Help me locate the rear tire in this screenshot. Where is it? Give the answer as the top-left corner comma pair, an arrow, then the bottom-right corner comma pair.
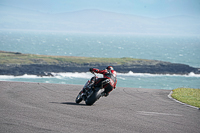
85,88 -> 102,105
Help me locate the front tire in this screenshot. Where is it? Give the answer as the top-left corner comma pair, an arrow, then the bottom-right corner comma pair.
75,91 -> 83,104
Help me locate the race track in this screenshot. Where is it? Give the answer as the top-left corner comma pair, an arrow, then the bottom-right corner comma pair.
0,81 -> 199,133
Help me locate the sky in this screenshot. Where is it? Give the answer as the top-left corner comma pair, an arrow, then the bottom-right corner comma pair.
1,0 -> 200,18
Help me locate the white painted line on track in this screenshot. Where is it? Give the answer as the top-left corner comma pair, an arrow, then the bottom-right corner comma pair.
137,111 -> 182,116
168,91 -> 200,110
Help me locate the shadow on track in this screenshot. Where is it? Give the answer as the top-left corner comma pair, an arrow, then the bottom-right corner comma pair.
50,102 -> 87,106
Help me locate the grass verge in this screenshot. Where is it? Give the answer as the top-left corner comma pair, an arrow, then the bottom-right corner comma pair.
171,88 -> 200,108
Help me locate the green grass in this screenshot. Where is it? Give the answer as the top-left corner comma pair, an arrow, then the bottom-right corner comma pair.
171,88 -> 200,108
0,51 -> 147,65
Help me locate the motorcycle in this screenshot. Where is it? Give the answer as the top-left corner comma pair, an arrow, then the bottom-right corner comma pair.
75,72 -> 110,105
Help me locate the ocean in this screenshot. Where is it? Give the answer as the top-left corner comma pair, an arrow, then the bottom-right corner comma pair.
0,31 -> 200,90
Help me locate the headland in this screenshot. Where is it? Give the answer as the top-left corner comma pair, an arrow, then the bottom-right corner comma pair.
0,51 -> 199,76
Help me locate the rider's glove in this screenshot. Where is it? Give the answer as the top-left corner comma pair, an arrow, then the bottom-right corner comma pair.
89,68 -> 93,72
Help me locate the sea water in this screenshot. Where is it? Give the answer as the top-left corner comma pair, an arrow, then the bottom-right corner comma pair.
0,31 -> 200,90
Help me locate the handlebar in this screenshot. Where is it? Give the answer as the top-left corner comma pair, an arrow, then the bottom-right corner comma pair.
90,71 -> 97,83
91,71 -> 96,76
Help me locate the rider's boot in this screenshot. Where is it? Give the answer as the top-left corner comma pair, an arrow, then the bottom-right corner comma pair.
101,91 -> 109,97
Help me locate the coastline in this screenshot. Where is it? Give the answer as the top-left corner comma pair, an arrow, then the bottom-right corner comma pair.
1,51 -> 200,76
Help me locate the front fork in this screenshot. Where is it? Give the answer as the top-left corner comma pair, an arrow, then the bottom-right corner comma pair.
81,83 -> 94,100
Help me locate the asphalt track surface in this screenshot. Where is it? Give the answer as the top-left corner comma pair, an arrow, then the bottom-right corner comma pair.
0,81 -> 199,133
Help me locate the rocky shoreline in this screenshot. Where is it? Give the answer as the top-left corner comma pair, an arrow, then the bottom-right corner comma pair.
0,51 -> 200,76
0,61 -> 200,76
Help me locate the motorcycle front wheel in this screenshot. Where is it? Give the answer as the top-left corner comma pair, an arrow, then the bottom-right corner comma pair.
75,91 -> 83,104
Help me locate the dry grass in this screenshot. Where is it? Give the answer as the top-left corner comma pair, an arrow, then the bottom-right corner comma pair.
0,51 -> 145,65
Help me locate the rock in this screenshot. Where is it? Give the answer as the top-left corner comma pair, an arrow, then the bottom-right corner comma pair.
0,61 -> 199,76
1,51 -> 199,76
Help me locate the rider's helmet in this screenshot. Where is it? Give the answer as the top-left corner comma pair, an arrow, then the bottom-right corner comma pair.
107,66 -> 114,70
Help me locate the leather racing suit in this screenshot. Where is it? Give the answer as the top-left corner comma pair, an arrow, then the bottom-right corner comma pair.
90,68 -> 117,96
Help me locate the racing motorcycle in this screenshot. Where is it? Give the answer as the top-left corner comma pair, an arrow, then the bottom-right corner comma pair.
75,72 -> 110,105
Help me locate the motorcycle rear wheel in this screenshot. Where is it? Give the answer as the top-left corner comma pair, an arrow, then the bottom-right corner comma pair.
85,87 -> 102,105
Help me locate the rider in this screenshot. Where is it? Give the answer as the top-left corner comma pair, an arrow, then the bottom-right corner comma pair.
89,66 -> 117,97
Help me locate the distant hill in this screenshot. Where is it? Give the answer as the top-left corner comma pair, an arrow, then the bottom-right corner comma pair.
0,5 -> 200,35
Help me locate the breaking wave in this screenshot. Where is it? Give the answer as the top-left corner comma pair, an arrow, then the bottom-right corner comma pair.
0,71 -> 200,80
117,71 -> 200,78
